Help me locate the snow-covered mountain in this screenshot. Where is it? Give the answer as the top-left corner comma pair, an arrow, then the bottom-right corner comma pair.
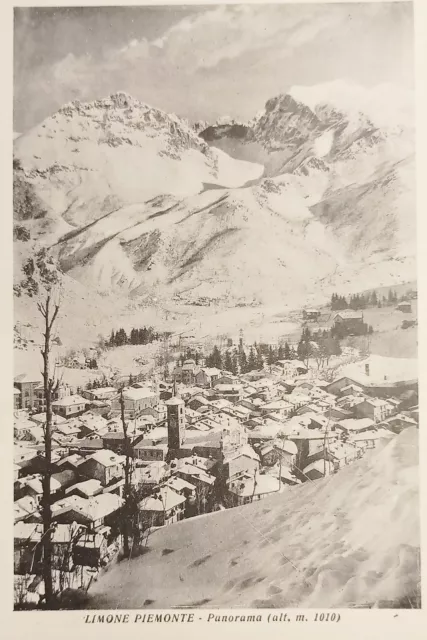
13,83 -> 415,334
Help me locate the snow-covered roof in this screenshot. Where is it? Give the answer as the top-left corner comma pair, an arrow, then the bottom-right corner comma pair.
139,487 -> 186,512
338,418 -> 375,432
52,394 -> 87,407
56,453 -> 85,468
87,449 -> 125,467
24,474 -> 61,495
65,479 -> 103,497
14,373 -> 42,384
340,356 -> 418,386
349,429 -> 394,442
164,396 -> 184,406
262,400 -> 292,411
334,310 -> 364,320
224,444 -> 260,464
51,493 -> 123,521
303,459 -> 332,476
123,387 -> 157,400
275,439 -> 298,455
215,384 -> 243,392
201,367 -> 221,376
165,476 -> 196,492
228,473 -> 280,497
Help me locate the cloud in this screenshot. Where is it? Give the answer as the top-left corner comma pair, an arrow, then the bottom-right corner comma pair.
15,3 -> 414,131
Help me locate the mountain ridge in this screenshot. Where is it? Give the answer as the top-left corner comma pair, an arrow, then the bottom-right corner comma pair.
13,82 -> 416,339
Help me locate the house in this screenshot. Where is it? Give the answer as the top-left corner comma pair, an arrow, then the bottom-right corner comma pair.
283,424 -> 339,470
339,384 -> 365,398
133,461 -> 170,490
336,418 -> 376,434
14,495 -> 39,523
257,443 -> 277,466
382,413 -> 418,434
172,360 -> 201,386
15,473 -> 62,502
138,487 -> 186,528
55,420 -> 83,439
246,418 -> 283,444
183,407 -> 203,425
397,301 -> 412,313
78,449 -> 125,487
274,439 -> 298,468
349,428 -> 394,450
164,476 -> 196,499
33,382 -> 71,413
51,494 -> 123,532
325,376 -> 361,397
339,356 -> 418,398
78,412 -> 108,436
68,438 -> 105,456
333,310 -> 365,335
276,361 -> 308,375
65,479 -> 104,499
174,458 -> 216,489
326,441 -> 360,470
227,472 -> 280,506
133,441 -> 168,462
52,394 -> 87,419
14,522 -> 81,574
82,387 -> 118,402
302,459 -> 332,481
213,384 -> 243,403
14,388 -> 21,410
140,403 -> 167,424
260,399 -> 293,419
213,374 -> 239,387
13,445 -> 39,475
303,309 -> 321,321
223,444 -> 260,482
111,386 -> 159,420
14,374 -> 42,410
101,431 -> 144,454
194,367 -> 221,388
354,398 -> 393,423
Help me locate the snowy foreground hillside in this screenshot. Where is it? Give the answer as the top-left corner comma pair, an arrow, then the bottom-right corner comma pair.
88,428 -> 419,609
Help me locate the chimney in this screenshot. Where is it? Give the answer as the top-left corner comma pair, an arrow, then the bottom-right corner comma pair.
365,364 -> 370,377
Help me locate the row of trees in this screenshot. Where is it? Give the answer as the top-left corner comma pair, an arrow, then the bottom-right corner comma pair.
108,326 -> 163,347
331,289 -> 405,311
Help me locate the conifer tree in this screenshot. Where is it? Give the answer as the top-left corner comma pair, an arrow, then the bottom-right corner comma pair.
224,350 -> 233,373
248,347 -> 257,371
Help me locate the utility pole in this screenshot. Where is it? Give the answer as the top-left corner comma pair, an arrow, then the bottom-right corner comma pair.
37,293 -> 60,608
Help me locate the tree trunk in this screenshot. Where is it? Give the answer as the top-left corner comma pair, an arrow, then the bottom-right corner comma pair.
39,294 -> 59,609
120,391 -> 130,557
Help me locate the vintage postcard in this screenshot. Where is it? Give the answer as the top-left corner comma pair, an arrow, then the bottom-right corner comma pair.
3,0 -> 426,637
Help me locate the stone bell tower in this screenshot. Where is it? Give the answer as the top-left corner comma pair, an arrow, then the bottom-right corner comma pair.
165,393 -> 186,451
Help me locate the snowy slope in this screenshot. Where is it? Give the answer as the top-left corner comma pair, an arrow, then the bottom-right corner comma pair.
13,92 -> 263,240
13,84 -> 416,318
88,428 -> 419,609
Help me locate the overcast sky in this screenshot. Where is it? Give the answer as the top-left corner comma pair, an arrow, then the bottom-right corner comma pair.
14,3 -> 414,133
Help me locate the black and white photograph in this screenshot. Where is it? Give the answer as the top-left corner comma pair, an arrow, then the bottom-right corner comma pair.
11,1 -> 420,612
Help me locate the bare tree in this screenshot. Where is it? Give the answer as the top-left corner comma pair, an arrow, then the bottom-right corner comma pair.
119,389 -> 132,557
37,292 -> 60,608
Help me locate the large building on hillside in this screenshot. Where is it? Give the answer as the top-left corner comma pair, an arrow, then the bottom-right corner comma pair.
333,310 -> 364,335
328,356 -> 418,399
111,386 -> 159,420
